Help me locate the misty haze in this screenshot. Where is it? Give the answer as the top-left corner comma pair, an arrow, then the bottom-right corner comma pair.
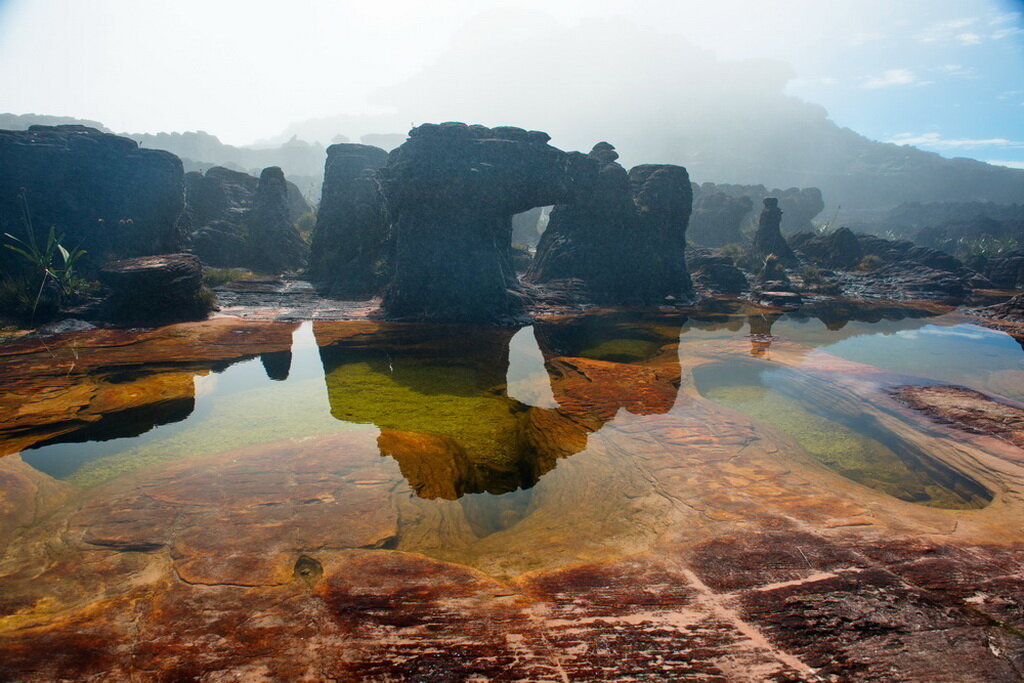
1,1 -> 1024,680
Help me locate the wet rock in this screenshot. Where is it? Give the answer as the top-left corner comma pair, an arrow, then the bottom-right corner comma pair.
528,144 -> 693,304
687,191 -> 752,247
307,144 -> 389,297
752,198 -> 796,264
0,125 -> 185,274
892,385 -> 1024,449
99,253 -> 211,324
246,167 -> 309,274
30,319 -> 96,336
382,123 -> 586,321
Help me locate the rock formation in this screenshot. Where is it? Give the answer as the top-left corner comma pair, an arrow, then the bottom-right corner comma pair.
98,253 -> 211,323
789,227 -> 863,269
184,165 -> 310,273
965,249 -> 1024,289
687,191 -> 752,247
687,249 -> 748,294
692,182 -> 824,235
528,143 -> 693,303
0,125 -> 185,274
752,198 -> 795,264
307,144 -> 389,297
381,123 -> 588,322
246,167 -> 309,274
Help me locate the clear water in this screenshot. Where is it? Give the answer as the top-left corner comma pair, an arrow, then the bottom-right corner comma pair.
6,303 -> 1024,556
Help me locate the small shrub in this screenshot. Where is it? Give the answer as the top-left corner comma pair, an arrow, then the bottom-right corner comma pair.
296,212 -> 316,242
719,242 -> 758,271
857,254 -> 884,272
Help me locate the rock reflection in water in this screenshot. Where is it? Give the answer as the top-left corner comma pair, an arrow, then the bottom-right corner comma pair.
315,314 -> 683,499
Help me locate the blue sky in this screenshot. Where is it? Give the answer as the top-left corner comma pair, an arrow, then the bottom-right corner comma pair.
0,0 -> 1022,168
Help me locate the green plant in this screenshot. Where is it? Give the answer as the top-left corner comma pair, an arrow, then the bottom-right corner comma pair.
2,193 -> 88,323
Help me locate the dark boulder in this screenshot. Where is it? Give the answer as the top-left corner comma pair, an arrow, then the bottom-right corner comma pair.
688,191 -> 752,247
528,144 -> 693,304
0,125 -> 185,274
246,167 -> 309,274
308,144 -> 389,297
184,166 -> 257,228
968,250 -> 1024,289
98,253 -> 211,323
752,198 -> 796,264
190,220 -> 248,268
382,122 -> 587,322
687,249 -> 748,294
790,227 -> 863,269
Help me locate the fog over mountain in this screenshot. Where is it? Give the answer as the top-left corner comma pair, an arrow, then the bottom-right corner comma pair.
4,11 -> 1022,214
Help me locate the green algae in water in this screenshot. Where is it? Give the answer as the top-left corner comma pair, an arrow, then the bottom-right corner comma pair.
702,382 -> 989,510
323,359 -> 526,473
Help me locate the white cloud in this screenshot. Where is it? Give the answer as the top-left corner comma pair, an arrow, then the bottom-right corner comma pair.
935,64 -> 976,77
993,26 -> 1024,40
888,132 -> 1024,149
956,31 -> 983,45
987,160 -> 1024,170
915,17 -> 978,43
860,68 -> 924,89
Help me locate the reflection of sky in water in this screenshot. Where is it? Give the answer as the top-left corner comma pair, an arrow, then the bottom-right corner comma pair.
506,326 -> 557,409
812,323 -> 1024,401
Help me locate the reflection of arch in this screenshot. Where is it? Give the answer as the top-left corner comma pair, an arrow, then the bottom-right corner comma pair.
314,315 -> 683,500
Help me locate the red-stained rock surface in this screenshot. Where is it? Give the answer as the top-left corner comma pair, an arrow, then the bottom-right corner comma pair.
892,385 -> 1024,450
3,315 -> 1024,679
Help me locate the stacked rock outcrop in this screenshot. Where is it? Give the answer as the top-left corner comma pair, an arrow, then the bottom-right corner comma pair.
528,143 -> 693,303
308,144 -> 389,297
0,125 -> 185,274
381,123 -> 589,322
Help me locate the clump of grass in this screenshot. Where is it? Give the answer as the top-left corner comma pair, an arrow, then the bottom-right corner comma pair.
296,212 -> 316,242
202,267 -> 250,287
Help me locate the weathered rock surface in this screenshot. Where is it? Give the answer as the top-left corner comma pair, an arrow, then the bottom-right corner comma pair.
790,227 -> 863,269
528,144 -> 693,303
688,190 -> 752,247
687,249 -> 748,294
307,144 -> 389,297
98,253 -> 210,324
382,123 -> 587,321
184,165 -> 310,272
0,125 -> 185,274
967,249 -> 1024,289
892,385 -> 1024,450
246,167 -> 309,274
3,316 -> 1024,678
752,197 -> 796,264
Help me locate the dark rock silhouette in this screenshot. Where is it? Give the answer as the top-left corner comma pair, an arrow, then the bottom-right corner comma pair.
528,143 -> 693,303
184,165 -> 310,273
966,250 -> 1024,289
308,144 -> 389,297
692,183 -> 824,235
98,254 -> 210,323
0,125 -> 185,274
382,123 -> 588,322
752,198 -> 795,264
246,167 -> 309,274
688,191 -> 752,247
